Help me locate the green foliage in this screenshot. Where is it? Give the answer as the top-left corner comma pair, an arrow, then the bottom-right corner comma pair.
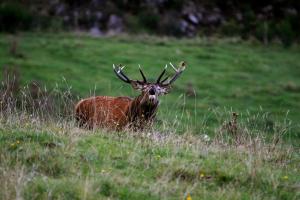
24,178 -> 83,200
254,19 -> 297,47
163,0 -> 185,10
240,7 -> 256,39
35,16 -> 65,32
0,2 -> 33,32
158,13 -> 183,37
0,2 -> 64,33
99,181 -> 113,196
276,20 -> 294,47
124,14 -> 141,33
254,21 -> 276,44
138,10 -> 160,31
221,20 -> 242,37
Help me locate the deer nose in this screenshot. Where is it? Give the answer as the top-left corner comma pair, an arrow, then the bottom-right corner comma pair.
149,88 -> 155,95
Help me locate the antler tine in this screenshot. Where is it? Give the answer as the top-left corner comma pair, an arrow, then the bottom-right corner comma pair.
163,61 -> 186,85
169,62 -> 178,72
138,64 -> 147,83
156,64 -> 168,83
119,65 -> 132,81
113,64 -> 131,83
160,75 -> 169,83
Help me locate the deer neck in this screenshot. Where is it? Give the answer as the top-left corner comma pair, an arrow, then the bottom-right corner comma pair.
127,94 -> 159,124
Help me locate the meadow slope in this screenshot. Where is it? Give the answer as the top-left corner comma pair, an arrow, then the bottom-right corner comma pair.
0,33 -> 300,137
0,33 -> 299,199
0,117 -> 299,199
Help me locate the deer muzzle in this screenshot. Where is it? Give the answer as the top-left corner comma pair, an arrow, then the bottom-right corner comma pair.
149,95 -> 157,103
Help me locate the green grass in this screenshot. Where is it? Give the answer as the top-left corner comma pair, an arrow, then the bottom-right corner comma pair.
0,122 -> 299,200
0,33 -> 299,199
1,33 -> 300,136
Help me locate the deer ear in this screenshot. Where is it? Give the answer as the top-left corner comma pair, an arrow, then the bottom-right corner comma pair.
130,81 -> 145,90
159,85 -> 171,95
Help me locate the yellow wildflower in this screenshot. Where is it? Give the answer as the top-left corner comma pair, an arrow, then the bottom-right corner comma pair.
16,140 -> 20,144
186,193 -> 192,200
199,172 -> 205,178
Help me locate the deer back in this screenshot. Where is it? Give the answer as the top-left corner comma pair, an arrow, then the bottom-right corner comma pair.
75,96 -> 132,130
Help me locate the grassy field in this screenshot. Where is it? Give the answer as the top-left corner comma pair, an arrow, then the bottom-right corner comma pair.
1,33 -> 300,135
0,33 -> 299,199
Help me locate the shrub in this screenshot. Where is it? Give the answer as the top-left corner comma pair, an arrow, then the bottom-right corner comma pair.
0,2 -> 33,32
276,19 -> 294,47
138,9 -> 160,32
158,12 -> 183,37
34,15 -> 64,32
221,19 -> 242,37
255,21 -> 276,44
124,14 -> 141,33
240,7 -> 256,39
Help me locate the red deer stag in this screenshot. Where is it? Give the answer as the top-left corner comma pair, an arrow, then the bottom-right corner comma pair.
75,62 -> 186,130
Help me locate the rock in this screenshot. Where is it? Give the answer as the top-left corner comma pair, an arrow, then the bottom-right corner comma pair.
63,15 -> 70,23
89,25 -> 103,37
55,4 -> 65,15
182,1 -> 197,14
107,14 -> 123,35
285,8 -> 298,16
235,12 -> 243,21
178,19 -> 197,37
262,5 -> 273,13
197,12 -> 203,22
179,20 -> 189,32
85,9 -> 91,19
95,11 -> 103,20
91,0 -> 105,6
188,13 -> 199,25
205,12 -> 223,25
213,7 -> 221,14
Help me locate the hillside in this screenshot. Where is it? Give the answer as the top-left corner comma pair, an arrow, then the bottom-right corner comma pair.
0,33 -> 299,199
0,33 -> 300,138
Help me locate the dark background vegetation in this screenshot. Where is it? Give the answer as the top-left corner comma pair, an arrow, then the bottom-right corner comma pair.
1,0 -> 300,46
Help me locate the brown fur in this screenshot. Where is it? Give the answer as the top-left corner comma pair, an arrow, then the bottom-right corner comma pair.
75,94 -> 158,130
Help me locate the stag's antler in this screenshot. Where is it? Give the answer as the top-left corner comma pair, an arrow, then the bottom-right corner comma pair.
138,64 -> 147,83
167,61 -> 186,84
114,62 -> 185,85
156,64 -> 168,83
113,64 -> 148,84
113,64 -> 131,83
157,61 -> 186,85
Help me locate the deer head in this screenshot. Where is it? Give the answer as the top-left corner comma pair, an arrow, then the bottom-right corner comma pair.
113,62 -> 186,128
113,62 -> 186,106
